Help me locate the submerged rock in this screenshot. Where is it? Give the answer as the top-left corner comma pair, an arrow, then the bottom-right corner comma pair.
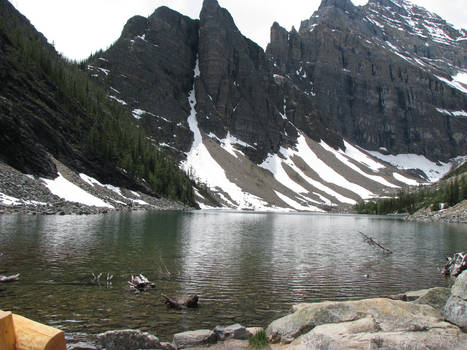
266,297 -> 467,349
445,270 -> 467,331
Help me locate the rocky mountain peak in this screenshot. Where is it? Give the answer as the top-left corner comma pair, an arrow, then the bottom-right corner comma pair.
319,0 -> 357,12
121,15 -> 148,39
200,0 -> 235,29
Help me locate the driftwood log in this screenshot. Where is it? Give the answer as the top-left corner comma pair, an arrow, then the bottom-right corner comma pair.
358,231 -> 392,254
128,274 -> 155,292
161,294 -> 199,309
0,274 -> 20,283
442,252 -> 467,277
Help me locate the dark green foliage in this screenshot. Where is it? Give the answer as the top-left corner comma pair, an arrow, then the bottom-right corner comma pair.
354,175 -> 467,215
443,161 -> 467,180
0,7 -> 196,206
248,330 -> 269,350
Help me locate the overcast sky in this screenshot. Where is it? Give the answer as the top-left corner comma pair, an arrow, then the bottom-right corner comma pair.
9,0 -> 467,61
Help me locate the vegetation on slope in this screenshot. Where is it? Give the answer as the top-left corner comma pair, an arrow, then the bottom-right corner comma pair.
0,1 -> 196,206
354,166 -> 467,215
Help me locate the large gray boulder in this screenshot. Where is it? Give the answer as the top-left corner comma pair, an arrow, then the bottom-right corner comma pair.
214,324 -> 248,341
97,329 -> 162,350
173,329 -> 217,349
266,297 -> 467,349
445,270 -> 467,330
412,287 -> 451,311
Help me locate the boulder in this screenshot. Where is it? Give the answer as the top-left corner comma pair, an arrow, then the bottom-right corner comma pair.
412,287 -> 450,311
246,327 -> 264,337
445,270 -> 467,330
173,329 -> 217,349
97,329 -> 162,350
213,324 -> 248,341
288,317 -> 467,350
266,297 -> 467,348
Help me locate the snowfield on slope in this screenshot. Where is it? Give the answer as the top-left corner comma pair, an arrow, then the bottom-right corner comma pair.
366,151 -> 455,182
41,173 -> 114,208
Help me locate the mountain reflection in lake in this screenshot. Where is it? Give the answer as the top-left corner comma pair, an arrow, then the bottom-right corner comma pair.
0,210 -> 465,342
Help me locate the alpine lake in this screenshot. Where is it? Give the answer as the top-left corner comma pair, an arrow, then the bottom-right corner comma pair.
0,210 -> 466,343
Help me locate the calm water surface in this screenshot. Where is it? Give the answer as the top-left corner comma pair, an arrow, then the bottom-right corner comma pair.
0,210 -> 466,342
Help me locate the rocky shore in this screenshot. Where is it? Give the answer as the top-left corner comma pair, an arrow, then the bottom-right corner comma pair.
66,271 -> 467,350
0,161 -> 191,216
406,200 -> 467,224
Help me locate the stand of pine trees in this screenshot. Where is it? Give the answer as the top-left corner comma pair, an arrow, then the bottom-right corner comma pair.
0,9 -> 197,206
354,174 -> 467,215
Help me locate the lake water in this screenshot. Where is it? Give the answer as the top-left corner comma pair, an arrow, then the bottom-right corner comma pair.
0,210 -> 466,343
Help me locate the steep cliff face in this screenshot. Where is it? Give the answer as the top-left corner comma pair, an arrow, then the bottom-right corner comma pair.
88,7 -> 199,153
90,0 -> 342,164
85,0 -> 467,210
267,0 -> 467,161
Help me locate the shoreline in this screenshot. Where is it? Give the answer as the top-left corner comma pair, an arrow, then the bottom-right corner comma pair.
63,280 -> 466,350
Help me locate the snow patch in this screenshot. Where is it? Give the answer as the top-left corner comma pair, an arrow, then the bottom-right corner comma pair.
393,172 -> 419,186
182,71 -> 272,211
79,174 -> 149,206
0,192 -> 47,206
319,141 -> 399,188
367,152 -> 451,182
42,173 -> 113,208
435,75 -> 467,94
274,191 -> 323,212
453,72 -> 467,86
436,108 -> 467,117
108,95 -> 127,105
294,135 -> 375,199
132,109 -> 155,119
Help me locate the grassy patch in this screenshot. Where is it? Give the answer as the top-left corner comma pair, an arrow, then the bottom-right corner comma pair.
248,330 -> 269,350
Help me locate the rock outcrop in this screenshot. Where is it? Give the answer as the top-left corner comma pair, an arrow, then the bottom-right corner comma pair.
267,0 -> 467,162
266,297 -> 467,349
97,329 -> 164,350
172,329 -> 217,348
445,270 -> 467,331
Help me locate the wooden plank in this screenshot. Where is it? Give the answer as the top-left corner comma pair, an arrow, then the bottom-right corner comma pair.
0,310 -> 16,350
12,314 -> 66,350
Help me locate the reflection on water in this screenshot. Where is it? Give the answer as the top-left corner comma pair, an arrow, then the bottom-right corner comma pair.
0,211 -> 466,342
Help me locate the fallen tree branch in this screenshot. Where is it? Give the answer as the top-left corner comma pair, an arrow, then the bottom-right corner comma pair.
0,274 -> 20,283
442,252 -> 467,277
128,274 -> 155,293
161,294 -> 199,309
358,231 -> 392,254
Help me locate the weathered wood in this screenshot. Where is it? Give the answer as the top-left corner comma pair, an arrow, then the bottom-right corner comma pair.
162,294 -> 199,309
358,231 -> 392,254
0,310 -> 15,350
128,274 -> 155,292
12,313 -> 66,350
0,274 -> 20,283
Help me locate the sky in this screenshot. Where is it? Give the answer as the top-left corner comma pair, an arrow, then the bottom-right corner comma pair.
9,0 -> 467,61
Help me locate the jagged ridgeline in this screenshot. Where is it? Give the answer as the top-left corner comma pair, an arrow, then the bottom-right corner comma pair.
0,0 -> 195,206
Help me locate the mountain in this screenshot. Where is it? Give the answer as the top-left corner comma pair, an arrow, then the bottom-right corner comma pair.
85,0 -> 466,211
269,0 -> 467,162
1,0 -> 466,212
0,0 -> 196,210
